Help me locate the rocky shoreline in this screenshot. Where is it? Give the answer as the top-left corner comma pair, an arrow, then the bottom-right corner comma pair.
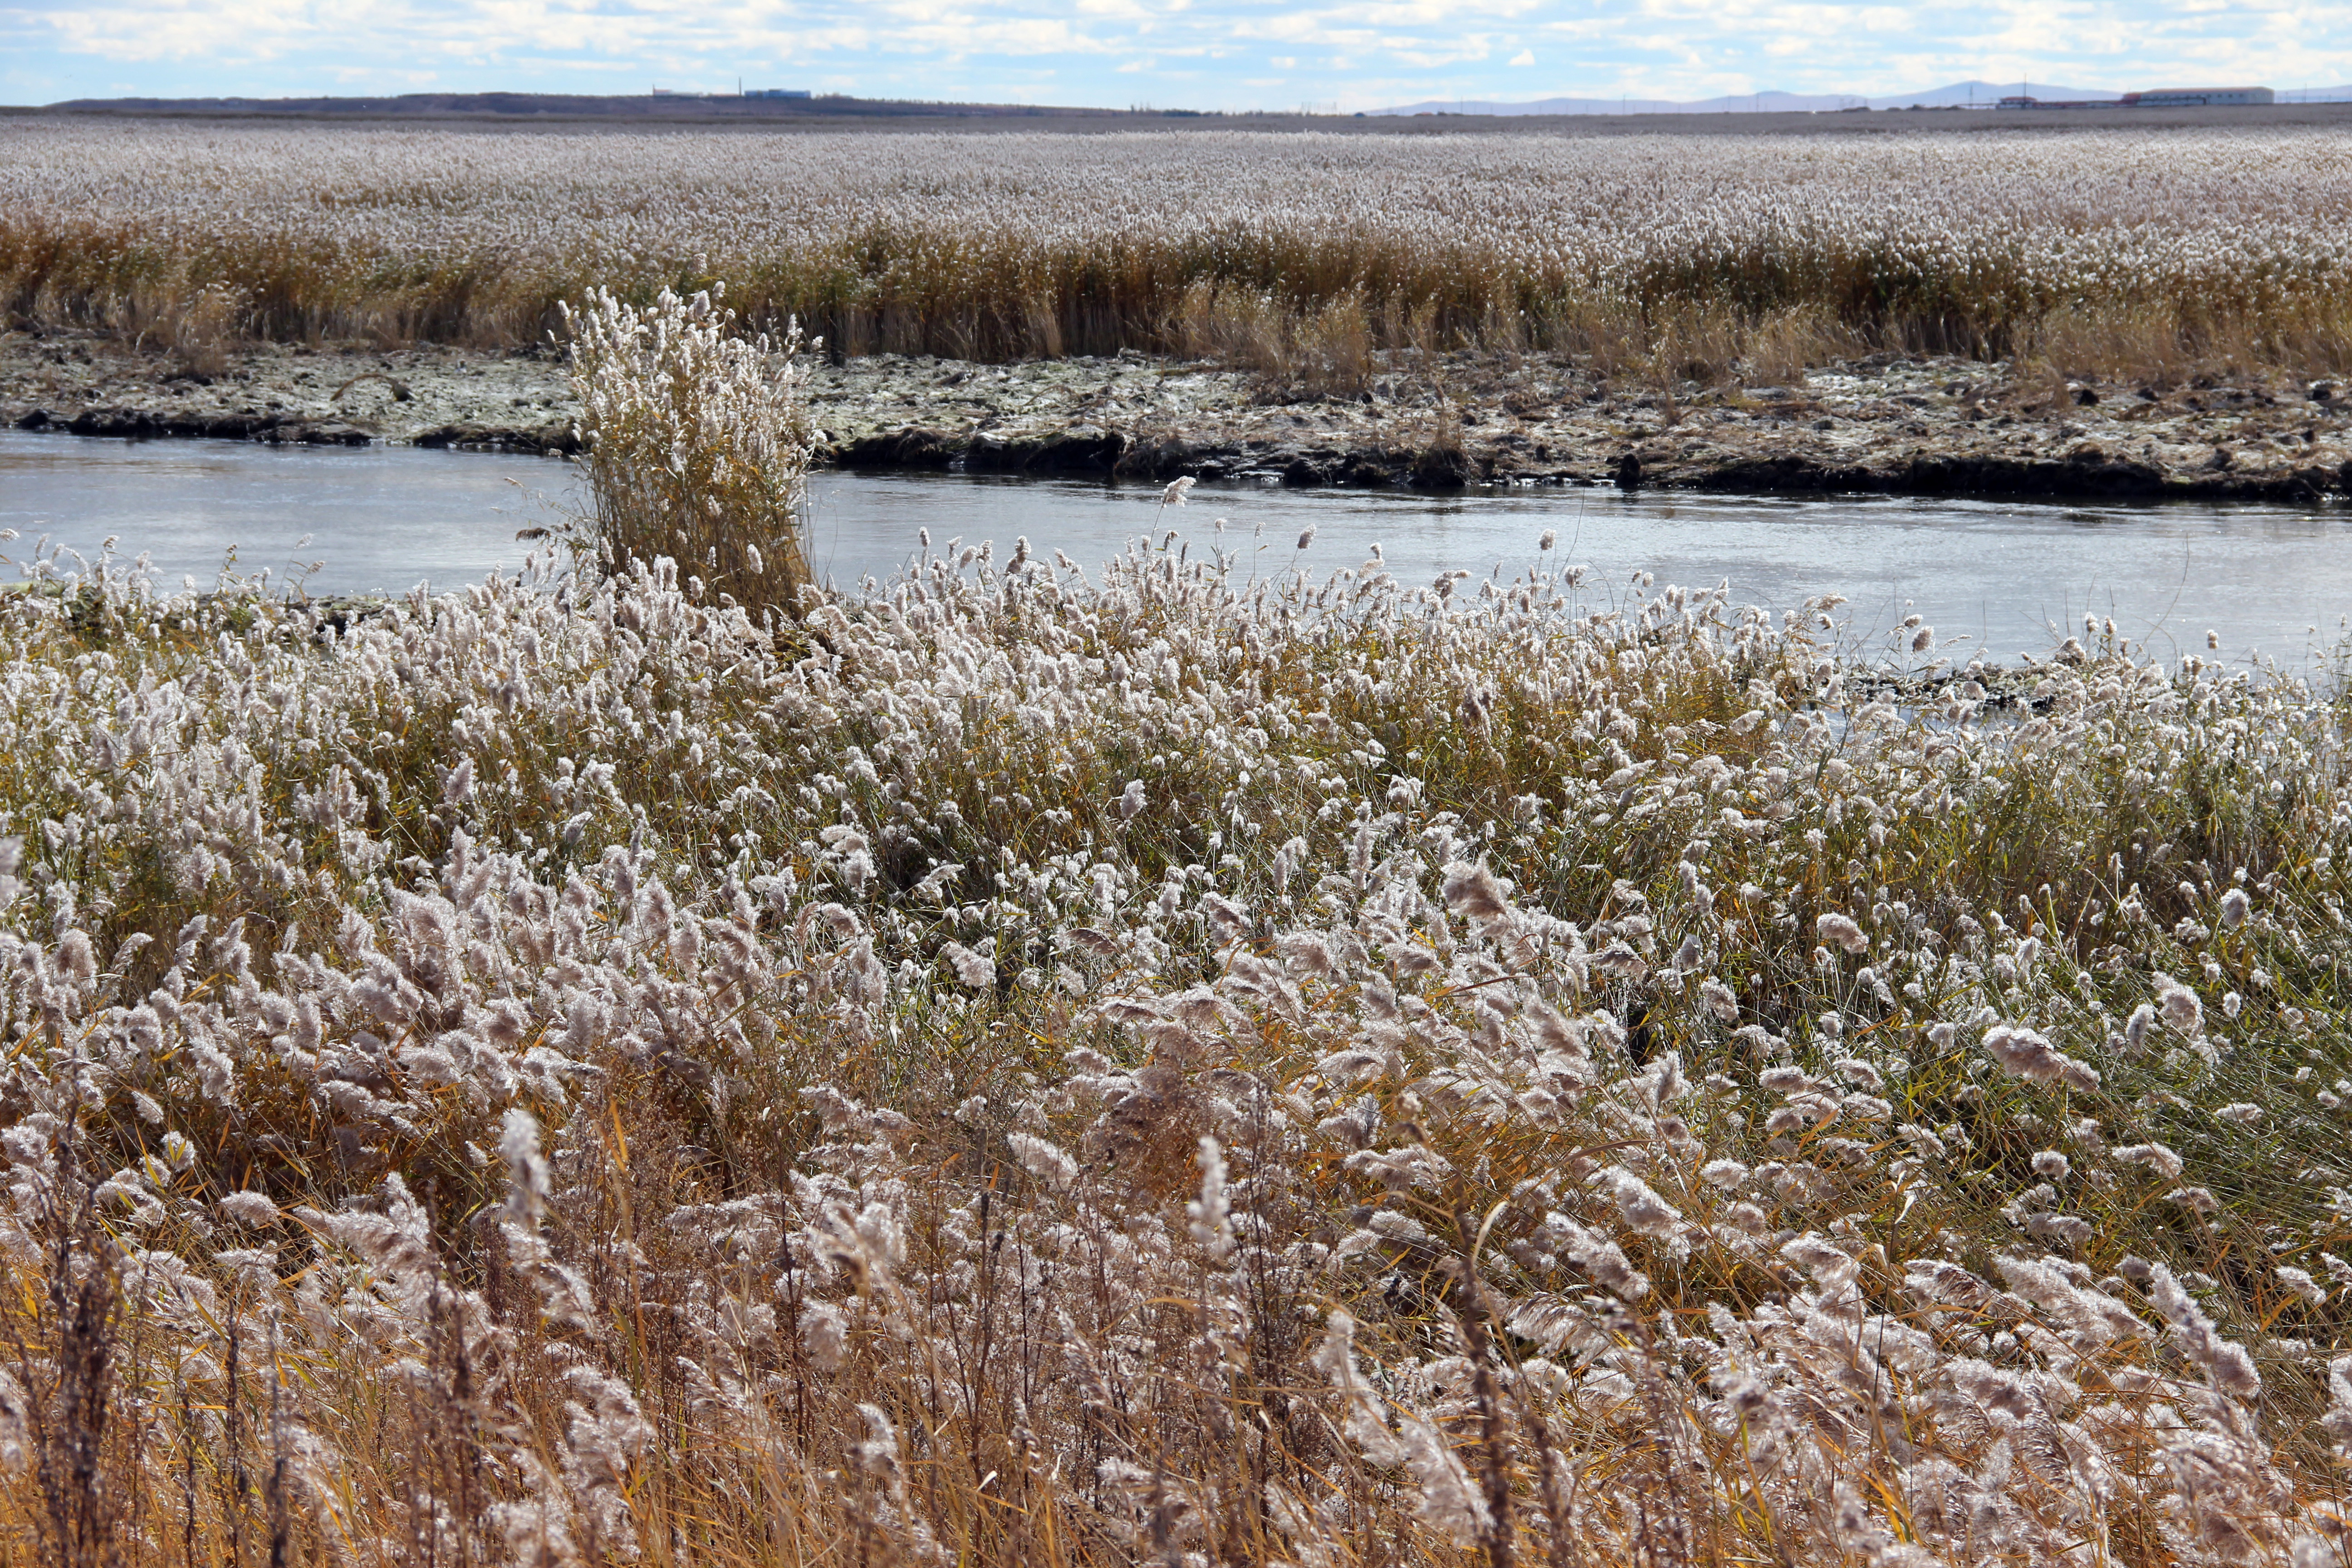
6,328 -> 2348,502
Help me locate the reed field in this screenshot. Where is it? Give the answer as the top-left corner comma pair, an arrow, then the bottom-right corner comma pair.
5,287 -> 2352,1566
6,119 -> 2352,377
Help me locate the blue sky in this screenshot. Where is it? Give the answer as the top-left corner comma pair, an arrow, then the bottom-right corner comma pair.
4,0 -> 2348,112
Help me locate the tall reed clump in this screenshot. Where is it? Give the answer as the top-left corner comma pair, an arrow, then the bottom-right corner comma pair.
14,523 -> 2352,1562
563,282 -> 812,621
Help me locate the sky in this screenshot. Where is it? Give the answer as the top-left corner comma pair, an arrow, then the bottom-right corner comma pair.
4,0 -> 2349,113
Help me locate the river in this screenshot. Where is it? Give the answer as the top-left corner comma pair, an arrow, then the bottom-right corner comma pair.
5,430 -> 2348,666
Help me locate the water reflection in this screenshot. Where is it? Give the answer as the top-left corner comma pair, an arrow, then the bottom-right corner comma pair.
805,472 -> 2352,667
5,431 -> 2349,666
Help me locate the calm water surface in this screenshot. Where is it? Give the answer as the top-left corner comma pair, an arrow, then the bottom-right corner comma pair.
6,431 -> 2351,666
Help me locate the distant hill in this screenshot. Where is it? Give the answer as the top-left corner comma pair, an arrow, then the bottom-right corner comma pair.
1376,81 -> 2352,115
1374,81 -> 2112,116
37,84 -> 2352,125
39,91 -> 1154,121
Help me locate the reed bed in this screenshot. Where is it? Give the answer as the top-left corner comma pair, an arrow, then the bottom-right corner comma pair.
5,480 -> 2352,1562
7,281 -> 2352,1567
7,119 -> 2352,376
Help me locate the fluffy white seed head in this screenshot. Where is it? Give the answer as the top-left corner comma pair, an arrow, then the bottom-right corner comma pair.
1816,912 -> 1868,954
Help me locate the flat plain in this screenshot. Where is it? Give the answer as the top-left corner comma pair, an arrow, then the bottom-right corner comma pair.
7,115 -> 2352,369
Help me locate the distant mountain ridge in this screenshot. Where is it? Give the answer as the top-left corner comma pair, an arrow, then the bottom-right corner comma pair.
1376,80 -> 2352,116
31,83 -> 2352,123
36,92 -> 1142,120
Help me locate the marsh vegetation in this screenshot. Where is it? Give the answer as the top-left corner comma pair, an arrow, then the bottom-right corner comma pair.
7,121 -> 2352,384
2,284 -> 2352,1568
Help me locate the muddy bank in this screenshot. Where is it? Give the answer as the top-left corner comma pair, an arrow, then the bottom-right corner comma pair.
1,335 -> 580,454
6,329 -> 2349,502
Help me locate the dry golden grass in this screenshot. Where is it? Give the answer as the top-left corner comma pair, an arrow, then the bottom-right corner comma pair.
8,120 -> 2352,381
11,243 -> 2352,1563
4,511 -> 2352,1563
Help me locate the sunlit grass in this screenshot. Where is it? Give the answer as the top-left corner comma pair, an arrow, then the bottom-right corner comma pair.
7,270 -> 2352,1564
6,120 -> 2352,378
3,508 -> 2352,1561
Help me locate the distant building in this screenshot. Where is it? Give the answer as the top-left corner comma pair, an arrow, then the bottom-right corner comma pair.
2120,87 -> 2275,107
1996,95 -> 2115,110
745,89 -> 813,100
1998,85 -> 2276,111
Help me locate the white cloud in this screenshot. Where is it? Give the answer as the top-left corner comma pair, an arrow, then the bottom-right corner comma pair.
1509,47 -> 1534,64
